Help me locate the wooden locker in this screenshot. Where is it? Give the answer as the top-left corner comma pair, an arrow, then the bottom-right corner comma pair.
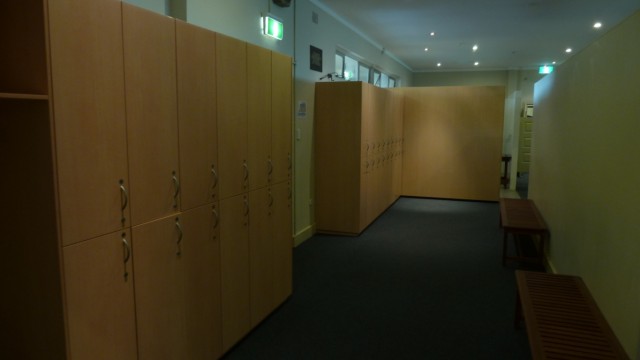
64,230 -> 138,360
123,4 -> 181,225
176,20 -> 219,211
219,194 -> 251,352
49,0 -> 130,245
216,34 -> 248,199
247,44 -> 272,190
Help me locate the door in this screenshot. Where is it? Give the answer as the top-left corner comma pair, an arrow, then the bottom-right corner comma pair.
176,21 -> 219,211
181,204 -> 223,359
247,44 -> 271,190
271,181 -> 293,306
249,187 -> 273,326
216,34 -> 248,199
63,230 -> 137,360
132,215 -> 186,360
123,4 -> 180,225
49,0 -> 130,245
271,51 -> 293,184
219,194 -> 251,352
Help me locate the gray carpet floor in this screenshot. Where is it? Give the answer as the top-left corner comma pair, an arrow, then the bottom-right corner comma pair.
222,197 -> 533,359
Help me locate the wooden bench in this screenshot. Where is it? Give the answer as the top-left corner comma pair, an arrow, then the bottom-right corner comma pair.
515,270 -> 629,359
499,198 -> 549,266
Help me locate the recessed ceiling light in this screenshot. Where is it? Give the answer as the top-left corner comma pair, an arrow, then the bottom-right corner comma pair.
430,32 -> 436,37
437,62 -> 442,67
593,22 -> 602,29
565,48 -> 573,53
472,44 -> 478,52
424,47 -> 429,52
552,61 -> 556,64
474,61 -> 479,66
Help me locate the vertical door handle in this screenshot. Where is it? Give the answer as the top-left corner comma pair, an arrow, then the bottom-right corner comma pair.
121,233 -> 131,281
211,164 -> 218,190
119,179 -> 128,225
172,171 -> 180,209
175,217 -> 183,257
269,190 -> 274,207
243,161 -> 249,188
268,158 -> 273,177
287,153 -> 292,170
212,205 -> 219,229
243,198 -> 250,216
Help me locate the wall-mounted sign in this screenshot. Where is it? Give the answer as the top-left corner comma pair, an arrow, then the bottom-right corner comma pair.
262,14 -> 283,40
310,45 -> 322,72
297,101 -> 307,118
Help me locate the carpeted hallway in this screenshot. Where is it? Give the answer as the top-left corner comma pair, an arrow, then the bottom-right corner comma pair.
223,197 -> 532,359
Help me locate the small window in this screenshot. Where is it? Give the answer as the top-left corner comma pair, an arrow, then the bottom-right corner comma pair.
358,64 -> 370,83
389,78 -> 396,88
335,53 -> 344,77
372,70 -> 381,86
380,73 -> 389,88
343,56 -> 358,81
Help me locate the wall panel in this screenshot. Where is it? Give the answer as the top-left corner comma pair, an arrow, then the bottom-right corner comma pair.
401,86 -> 505,201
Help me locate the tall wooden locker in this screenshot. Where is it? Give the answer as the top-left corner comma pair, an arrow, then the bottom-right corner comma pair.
216,34 -> 249,199
1,0 -> 132,358
314,81 -> 402,235
247,44 -> 272,190
176,20 -> 219,211
1,2 -> 292,358
123,4 -> 181,225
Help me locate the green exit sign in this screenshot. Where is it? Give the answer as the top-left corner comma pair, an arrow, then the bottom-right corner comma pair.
263,15 -> 283,40
539,65 -> 554,74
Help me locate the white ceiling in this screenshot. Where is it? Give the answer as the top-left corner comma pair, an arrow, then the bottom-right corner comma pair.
312,0 -> 640,72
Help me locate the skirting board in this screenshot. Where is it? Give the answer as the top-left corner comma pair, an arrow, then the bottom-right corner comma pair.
294,224 -> 315,247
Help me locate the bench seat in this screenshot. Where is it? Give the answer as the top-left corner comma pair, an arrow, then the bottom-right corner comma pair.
515,270 -> 629,359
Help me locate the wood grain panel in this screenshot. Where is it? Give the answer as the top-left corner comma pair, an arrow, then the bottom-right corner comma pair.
64,231 -> 137,360
49,0 -> 130,244
123,4 -> 180,225
176,20 -> 219,210
314,82 -> 363,234
180,205 -> 223,360
216,34 -> 248,199
220,194 -> 250,352
271,51 -> 293,184
132,215 -> 186,360
402,86 -> 504,201
247,44 -> 271,190
272,181 -> 293,306
249,187 -> 273,326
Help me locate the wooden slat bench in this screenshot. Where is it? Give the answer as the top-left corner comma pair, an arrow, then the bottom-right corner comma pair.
515,270 -> 629,359
500,198 -> 549,266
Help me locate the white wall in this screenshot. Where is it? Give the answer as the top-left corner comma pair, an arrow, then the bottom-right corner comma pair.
530,11 -> 640,358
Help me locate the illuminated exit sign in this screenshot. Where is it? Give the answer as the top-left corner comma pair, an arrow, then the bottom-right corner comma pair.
262,14 -> 283,40
539,65 -> 554,74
